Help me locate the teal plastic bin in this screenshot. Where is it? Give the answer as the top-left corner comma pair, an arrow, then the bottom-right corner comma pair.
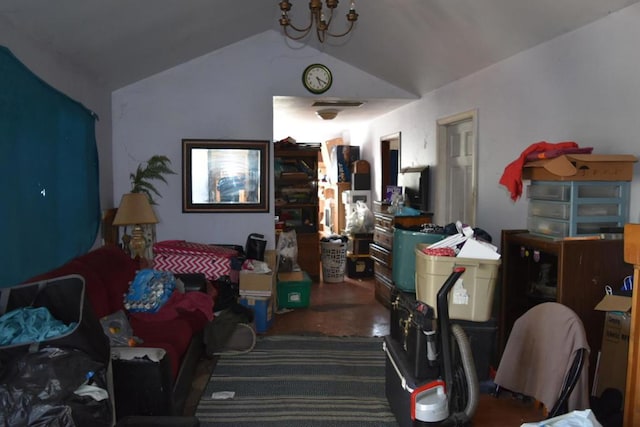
392,229 -> 447,292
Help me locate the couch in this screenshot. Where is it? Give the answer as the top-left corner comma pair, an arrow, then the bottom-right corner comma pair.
28,244 -> 213,417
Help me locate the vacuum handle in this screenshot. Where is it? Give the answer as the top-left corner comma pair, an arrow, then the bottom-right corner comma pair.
436,266 -> 466,321
436,266 -> 466,400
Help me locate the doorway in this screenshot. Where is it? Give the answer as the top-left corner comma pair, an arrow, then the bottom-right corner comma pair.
380,132 -> 401,199
436,110 -> 478,226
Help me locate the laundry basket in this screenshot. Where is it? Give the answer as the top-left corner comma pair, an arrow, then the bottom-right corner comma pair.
321,240 -> 347,283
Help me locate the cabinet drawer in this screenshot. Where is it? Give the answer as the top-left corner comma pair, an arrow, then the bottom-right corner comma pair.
374,278 -> 393,309
373,259 -> 393,283
373,226 -> 394,248
370,244 -> 392,267
374,213 -> 394,229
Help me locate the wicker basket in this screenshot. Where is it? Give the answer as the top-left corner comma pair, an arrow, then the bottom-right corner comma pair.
320,241 -> 347,283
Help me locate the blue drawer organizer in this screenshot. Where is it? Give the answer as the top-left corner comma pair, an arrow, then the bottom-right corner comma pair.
526,181 -> 630,238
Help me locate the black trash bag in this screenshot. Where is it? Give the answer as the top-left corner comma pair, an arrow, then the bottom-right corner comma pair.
203,304 -> 254,357
590,388 -> 623,427
0,347 -> 112,427
473,227 -> 493,244
245,233 -> 267,261
212,275 -> 239,312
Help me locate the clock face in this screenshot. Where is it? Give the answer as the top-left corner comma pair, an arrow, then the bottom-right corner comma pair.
303,64 -> 332,94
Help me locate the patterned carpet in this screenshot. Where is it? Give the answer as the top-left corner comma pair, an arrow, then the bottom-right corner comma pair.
196,335 -> 399,426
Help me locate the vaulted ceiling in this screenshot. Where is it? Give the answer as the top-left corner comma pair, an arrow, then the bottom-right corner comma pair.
2,0 -> 639,124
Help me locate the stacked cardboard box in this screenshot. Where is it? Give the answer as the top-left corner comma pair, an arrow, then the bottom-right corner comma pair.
593,294 -> 632,399
238,250 -> 278,333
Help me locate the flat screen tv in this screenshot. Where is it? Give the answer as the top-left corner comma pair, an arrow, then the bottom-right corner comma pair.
398,166 -> 430,213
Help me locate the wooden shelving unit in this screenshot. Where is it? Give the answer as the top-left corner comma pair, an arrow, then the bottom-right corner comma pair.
500,229 -> 633,387
274,145 -> 321,279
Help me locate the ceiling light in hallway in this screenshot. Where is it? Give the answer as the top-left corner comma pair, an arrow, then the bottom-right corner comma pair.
316,109 -> 339,120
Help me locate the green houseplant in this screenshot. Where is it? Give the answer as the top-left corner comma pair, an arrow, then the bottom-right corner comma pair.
129,155 -> 176,204
113,155 -> 176,261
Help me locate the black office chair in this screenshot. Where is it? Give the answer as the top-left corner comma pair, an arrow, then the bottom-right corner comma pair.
494,302 -> 590,419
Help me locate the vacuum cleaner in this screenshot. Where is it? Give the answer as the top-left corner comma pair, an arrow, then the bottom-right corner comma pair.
384,267 -> 480,426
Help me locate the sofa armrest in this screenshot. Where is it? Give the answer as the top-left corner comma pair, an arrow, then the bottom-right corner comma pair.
174,273 -> 207,293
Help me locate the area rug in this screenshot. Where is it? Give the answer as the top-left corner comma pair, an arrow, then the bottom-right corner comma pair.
195,335 -> 398,426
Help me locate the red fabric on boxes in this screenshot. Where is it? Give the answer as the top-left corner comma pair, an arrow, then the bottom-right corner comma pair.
153,240 -> 238,280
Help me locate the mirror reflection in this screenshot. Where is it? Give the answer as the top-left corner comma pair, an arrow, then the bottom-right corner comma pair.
182,139 -> 269,213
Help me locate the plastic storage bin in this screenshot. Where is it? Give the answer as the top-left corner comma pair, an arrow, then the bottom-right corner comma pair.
277,271 -> 312,308
239,295 -> 273,333
392,229 -> 447,292
526,181 -> 630,238
414,244 -> 500,321
452,318 -> 498,381
321,241 -> 347,282
112,348 -> 173,418
346,253 -> 374,278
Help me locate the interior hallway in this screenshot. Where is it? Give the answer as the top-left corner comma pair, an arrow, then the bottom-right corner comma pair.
185,276 -> 544,425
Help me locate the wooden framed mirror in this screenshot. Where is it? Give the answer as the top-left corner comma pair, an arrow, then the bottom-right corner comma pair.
182,139 -> 270,213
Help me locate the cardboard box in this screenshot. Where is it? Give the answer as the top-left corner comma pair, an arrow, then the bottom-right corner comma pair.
278,271 -> 304,282
239,250 -> 278,312
239,270 -> 273,295
522,154 -> 637,181
593,294 -> 632,398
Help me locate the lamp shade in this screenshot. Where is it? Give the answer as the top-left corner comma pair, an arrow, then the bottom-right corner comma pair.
112,193 -> 159,226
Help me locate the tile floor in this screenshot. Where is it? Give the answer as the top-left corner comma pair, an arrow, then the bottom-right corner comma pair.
185,276 -> 544,426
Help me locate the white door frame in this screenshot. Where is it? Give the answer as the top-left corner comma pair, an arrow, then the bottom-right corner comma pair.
435,109 -> 478,226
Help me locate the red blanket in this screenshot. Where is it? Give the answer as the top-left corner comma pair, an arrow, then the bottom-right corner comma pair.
499,141 -> 578,201
130,291 -> 214,323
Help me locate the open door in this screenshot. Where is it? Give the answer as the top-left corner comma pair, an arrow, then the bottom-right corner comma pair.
380,132 -> 400,200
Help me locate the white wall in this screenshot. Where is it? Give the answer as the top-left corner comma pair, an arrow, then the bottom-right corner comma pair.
369,4 -> 640,245
6,3 -> 640,253
0,16 -> 113,215
112,30 -> 413,249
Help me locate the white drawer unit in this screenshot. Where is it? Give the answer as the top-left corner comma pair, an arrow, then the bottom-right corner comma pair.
526,181 -> 630,238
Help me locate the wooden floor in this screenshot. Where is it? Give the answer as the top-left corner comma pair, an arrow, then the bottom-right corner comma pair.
185,276 -> 545,426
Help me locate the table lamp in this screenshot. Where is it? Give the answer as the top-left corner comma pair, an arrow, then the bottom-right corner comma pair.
112,193 -> 159,260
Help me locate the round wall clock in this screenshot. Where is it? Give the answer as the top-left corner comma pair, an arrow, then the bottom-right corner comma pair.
302,63 -> 332,94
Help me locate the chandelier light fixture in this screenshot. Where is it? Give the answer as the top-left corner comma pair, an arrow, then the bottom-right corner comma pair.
278,0 -> 359,43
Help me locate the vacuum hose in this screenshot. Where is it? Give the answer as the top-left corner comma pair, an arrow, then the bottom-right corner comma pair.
450,323 -> 479,419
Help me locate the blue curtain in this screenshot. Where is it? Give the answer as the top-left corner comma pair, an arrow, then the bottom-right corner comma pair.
0,46 -> 100,287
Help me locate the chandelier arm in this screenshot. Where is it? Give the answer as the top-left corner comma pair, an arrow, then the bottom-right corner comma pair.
285,10 -> 315,33
279,1 -> 358,43
285,26 -> 314,41
325,21 -> 356,38
323,7 -> 335,28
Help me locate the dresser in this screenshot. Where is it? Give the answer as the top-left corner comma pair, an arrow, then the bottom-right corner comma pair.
370,202 -> 433,308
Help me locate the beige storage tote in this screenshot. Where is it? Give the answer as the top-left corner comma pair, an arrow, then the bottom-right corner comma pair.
414,243 -> 500,321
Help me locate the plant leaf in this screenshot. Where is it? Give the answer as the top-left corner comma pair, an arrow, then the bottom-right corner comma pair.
129,155 -> 176,204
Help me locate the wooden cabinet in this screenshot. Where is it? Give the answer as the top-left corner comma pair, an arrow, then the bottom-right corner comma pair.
500,229 -> 633,386
370,204 -> 433,308
274,145 -> 321,279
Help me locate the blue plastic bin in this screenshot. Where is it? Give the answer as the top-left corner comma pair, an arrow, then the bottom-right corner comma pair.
392,229 -> 446,292
239,295 -> 273,333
